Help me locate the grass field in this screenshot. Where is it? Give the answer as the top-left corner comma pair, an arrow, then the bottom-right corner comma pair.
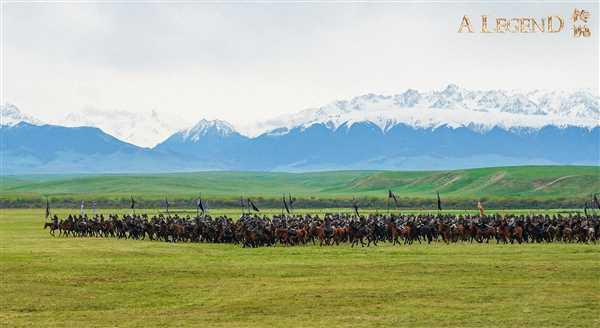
1,166 -> 599,208
1,209 -> 599,327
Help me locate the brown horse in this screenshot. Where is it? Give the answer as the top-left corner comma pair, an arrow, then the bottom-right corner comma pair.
387,220 -> 401,245
477,225 -> 495,243
495,222 -> 510,244
59,220 -> 73,237
169,223 -> 185,242
43,221 -> 58,236
512,225 -> 524,244
452,223 -> 466,242
562,227 -> 573,243
333,227 -> 347,245
467,223 -> 478,242
313,224 -> 332,246
275,228 -> 290,245
293,228 -> 308,245
347,223 -> 366,247
244,230 -> 258,247
395,223 -> 413,245
436,221 -> 450,244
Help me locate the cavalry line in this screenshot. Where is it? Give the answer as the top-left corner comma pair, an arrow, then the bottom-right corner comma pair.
44,212 -> 599,247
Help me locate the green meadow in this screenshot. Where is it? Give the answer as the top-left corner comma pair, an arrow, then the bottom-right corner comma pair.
1,209 -> 599,327
1,165 -> 599,209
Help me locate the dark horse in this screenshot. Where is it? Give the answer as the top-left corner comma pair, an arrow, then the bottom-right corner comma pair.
44,221 -> 59,236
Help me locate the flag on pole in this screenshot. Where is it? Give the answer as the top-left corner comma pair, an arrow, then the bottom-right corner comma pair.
437,192 -> 442,211
248,198 -> 260,212
197,195 -> 205,214
45,198 -> 50,219
352,197 -> 359,216
283,195 -> 290,214
80,200 -> 84,215
165,197 -> 170,214
388,190 -> 399,207
477,200 -> 485,217
288,193 -> 295,211
130,196 -> 136,209
584,202 -> 589,216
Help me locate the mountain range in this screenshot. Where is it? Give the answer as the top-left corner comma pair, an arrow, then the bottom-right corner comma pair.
2,85 -> 598,174
58,108 -> 187,148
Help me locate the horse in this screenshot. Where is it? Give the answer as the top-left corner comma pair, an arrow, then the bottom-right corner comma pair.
348,220 -> 367,247
43,221 -> 59,236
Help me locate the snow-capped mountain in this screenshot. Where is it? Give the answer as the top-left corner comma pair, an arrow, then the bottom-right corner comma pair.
55,107 -> 187,148
236,85 -> 599,137
180,119 -> 236,142
0,103 -> 42,127
152,85 -> 598,171
2,85 -> 599,173
154,119 -> 247,165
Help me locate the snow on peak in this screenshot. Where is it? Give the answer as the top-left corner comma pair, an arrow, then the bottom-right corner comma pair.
56,107 -> 187,148
236,84 -> 599,137
181,119 -> 236,142
6,85 -> 598,146
0,103 -> 42,126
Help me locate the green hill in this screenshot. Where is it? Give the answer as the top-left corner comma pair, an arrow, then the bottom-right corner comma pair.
1,166 -> 599,208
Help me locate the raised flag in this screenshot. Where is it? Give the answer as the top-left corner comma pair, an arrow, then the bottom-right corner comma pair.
45,198 -> 50,219
197,195 -> 205,214
283,195 -> 290,214
248,198 -> 260,212
288,193 -> 295,210
437,192 -> 442,211
388,189 -> 399,207
477,200 -> 485,217
352,197 -> 359,216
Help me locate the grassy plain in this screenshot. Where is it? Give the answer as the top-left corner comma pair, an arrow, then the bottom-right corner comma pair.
1,166 -> 598,207
1,209 -> 599,327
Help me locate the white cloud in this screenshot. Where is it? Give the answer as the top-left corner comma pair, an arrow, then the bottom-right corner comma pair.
2,2 -> 598,128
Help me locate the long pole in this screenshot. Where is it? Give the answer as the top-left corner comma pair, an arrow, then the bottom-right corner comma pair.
240,195 -> 244,215
387,196 -> 390,216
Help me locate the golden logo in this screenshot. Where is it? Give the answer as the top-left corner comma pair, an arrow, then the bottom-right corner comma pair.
458,9 -> 591,37
572,8 -> 591,37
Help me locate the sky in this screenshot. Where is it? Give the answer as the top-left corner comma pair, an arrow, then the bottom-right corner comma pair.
2,1 -> 598,127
